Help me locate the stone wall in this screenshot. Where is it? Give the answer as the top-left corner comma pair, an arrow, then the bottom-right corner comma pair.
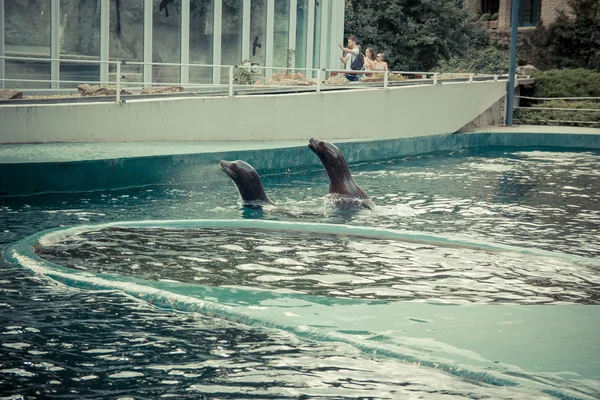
541,0 -> 570,24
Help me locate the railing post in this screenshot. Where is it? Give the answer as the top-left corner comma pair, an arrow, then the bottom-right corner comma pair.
384,70 -> 389,88
433,73 -> 438,85
228,66 -> 234,97
116,62 -> 121,104
494,74 -> 498,81
469,73 -> 474,83
316,69 -> 321,93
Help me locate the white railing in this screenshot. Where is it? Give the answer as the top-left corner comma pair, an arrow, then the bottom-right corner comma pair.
0,55 -> 508,104
514,96 -> 600,126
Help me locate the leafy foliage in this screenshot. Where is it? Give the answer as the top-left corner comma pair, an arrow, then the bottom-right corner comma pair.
344,0 -> 488,71
519,0 -> 600,71
531,69 -> 600,97
436,45 -> 509,74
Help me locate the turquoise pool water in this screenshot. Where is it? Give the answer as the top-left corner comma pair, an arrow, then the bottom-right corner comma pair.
1,147 -> 599,399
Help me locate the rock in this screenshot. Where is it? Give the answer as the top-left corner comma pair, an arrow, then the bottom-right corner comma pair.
0,90 -> 23,100
516,65 -> 537,75
358,76 -> 383,83
326,75 -> 350,85
140,86 -> 184,95
77,84 -> 132,96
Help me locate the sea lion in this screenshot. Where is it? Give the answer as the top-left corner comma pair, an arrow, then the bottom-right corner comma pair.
308,138 -> 374,210
220,160 -> 274,208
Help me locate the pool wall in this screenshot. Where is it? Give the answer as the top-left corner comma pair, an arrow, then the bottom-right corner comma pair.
1,131 -> 599,196
0,81 -> 506,143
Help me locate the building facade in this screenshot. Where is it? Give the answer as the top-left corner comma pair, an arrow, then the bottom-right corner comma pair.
464,0 -> 570,30
0,0 -> 345,89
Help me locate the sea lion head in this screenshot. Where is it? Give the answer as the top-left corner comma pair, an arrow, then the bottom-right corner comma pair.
220,160 -> 272,206
308,138 -> 352,183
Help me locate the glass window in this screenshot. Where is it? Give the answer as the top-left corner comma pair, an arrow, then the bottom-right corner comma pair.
519,0 -> 540,26
153,0 -> 181,84
249,0 -> 267,77
295,0 -> 308,72
482,0 -> 499,15
109,0 -> 144,88
4,1 -> 51,88
190,0 -> 215,84
220,0 -> 243,82
60,0 -> 102,87
272,1 -> 290,72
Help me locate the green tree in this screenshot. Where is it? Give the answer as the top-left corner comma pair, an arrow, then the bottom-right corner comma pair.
520,0 -> 600,71
344,0 -> 488,71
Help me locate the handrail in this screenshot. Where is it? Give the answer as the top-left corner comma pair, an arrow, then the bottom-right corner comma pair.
514,106 -> 600,112
516,95 -> 600,101
0,54 -> 510,104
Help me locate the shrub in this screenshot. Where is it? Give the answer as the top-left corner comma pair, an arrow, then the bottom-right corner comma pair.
531,69 -> 600,97
519,0 -> 600,71
436,45 -> 509,75
514,99 -> 600,127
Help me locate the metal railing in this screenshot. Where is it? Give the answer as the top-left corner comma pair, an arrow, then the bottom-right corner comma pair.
514,95 -> 600,126
0,55 -> 508,105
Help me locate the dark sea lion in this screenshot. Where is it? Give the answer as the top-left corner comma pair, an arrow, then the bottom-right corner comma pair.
220,160 -> 274,208
308,138 -> 374,210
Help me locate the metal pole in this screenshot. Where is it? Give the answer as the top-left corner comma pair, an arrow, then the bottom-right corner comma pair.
213,0 -> 222,84
100,0 -> 110,86
116,62 -> 121,104
51,0 -> 60,89
180,0 -> 190,85
383,70 -> 388,88
143,0 -> 153,86
228,66 -> 233,97
433,72 -> 438,85
506,0 -> 520,126
0,0 -> 5,89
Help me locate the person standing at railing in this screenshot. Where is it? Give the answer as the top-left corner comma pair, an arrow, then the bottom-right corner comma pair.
375,53 -> 389,73
339,36 -> 361,82
364,48 -> 377,76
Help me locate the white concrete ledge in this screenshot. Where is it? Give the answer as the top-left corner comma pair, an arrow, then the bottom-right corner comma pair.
0,81 -> 507,143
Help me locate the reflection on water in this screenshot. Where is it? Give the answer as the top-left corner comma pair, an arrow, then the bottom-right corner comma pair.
2,148 -> 600,398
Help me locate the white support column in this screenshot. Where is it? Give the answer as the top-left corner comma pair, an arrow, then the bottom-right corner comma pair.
51,0 -> 60,89
338,0 -> 344,38
288,0 -> 297,70
328,0 -> 338,71
0,0 -> 5,89
180,0 -> 190,84
241,0 -> 251,62
100,0 -> 110,85
306,0 -> 315,76
213,0 -> 222,83
265,0 -> 274,77
143,0 -> 153,86
319,0 -> 328,71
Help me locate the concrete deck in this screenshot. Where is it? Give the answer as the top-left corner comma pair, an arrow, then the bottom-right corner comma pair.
1,126 -> 599,165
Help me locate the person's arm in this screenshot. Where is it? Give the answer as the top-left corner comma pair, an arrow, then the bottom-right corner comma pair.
339,43 -> 354,54
384,62 -> 389,72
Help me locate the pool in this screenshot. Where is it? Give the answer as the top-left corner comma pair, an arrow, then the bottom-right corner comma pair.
1,146 -> 599,399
